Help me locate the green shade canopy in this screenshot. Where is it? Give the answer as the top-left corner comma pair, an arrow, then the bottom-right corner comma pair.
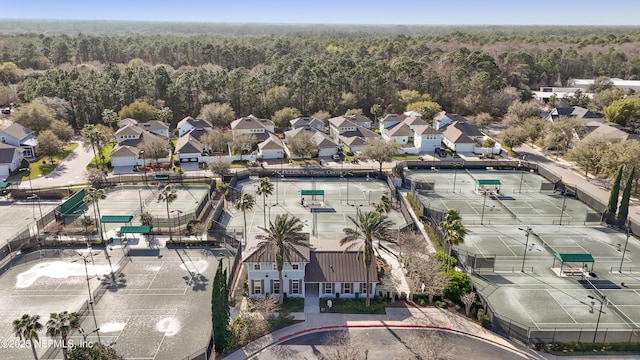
101,215 -> 134,223
476,179 -> 501,185
0,181 -> 10,189
301,189 -> 324,196
555,253 -> 594,263
154,174 -> 170,180
119,226 -> 152,234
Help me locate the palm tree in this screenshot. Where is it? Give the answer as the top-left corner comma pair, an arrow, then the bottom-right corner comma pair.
256,214 -> 309,304
81,125 -> 108,170
13,314 -> 43,360
256,177 -> 274,228
80,215 -> 94,244
84,187 -> 106,243
439,209 -> 467,272
46,312 -> 80,360
341,211 -> 395,307
375,193 -> 392,214
157,185 -> 177,240
235,193 -> 255,245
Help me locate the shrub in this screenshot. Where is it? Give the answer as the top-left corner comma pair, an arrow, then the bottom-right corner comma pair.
445,271 -> 471,304
320,297 -> 387,314
435,300 -> 447,308
477,309 -> 491,328
406,193 -> 423,217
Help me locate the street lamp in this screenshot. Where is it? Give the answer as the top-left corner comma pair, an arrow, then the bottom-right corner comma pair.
518,161 -> 525,193
452,164 -> 461,193
363,190 -> 372,205
518,227 -> 537,272
587,294 -> 606,344
27,194 -> 45,241
171,209 -> 183,244
267,204 -> 277,223
78,327 -> 100,344
480,189 -> 488,225
139,150 -> 147,185
342,171 -> 353,205
19,167 -> 33,190
76,251 -> 102,344
559,189 -> 568,225
138,189 -> 144,214
619,222 -> 632,273
273,171 -> 283,204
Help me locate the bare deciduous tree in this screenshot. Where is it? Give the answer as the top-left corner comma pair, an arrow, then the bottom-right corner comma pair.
321,330 -> 368,360
401,330 -> 452,360
460,291 -> 476,317
405,253 -> 448,304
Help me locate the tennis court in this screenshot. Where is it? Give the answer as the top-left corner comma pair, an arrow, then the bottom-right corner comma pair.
224,177 -> 408,249
405,169 -> 640,342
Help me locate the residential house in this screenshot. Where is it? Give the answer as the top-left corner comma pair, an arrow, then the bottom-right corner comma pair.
175,131 -> 207,163
0,143 -> 23,178
346,114 -> 372,129
439,120 -> 499,154
569,78 -> 640,93
432,111 -> 468,131
580,121 -> 640,142
284,127 -> 339,158
244,244 -> 377,300
177,116 -> 213,137
379,114 -> 441,153
0,123 -> 38,158
533,87 -> 594,101
413,125 -> 443,153
290,117 -> 325,132
110,126 -> 171,167
116,118 -> 171,138
230,115 -> 275,142
244,244 -> 310,298
328,116 -> 379,152
545,106 -> 604,124
258,133 -> 286,160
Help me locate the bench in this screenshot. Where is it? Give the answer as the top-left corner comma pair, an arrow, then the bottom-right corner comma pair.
562,268 -> 584,276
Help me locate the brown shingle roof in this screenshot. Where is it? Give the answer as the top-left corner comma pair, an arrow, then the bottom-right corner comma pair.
1,123 -> 31,140
384,123 -> 413,137
414,125 -> 440,135
305,251 -> 377,283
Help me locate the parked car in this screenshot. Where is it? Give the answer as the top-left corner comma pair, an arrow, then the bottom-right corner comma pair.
436,148 -> 448,157
1,108 -> 10,115
332,154 -> 341,161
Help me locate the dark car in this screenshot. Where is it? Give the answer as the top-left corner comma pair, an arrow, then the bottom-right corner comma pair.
1,108 -> 10,115
436,148 -> 447,157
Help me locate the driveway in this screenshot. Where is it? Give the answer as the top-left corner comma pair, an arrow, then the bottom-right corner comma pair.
21,140 -> 94,188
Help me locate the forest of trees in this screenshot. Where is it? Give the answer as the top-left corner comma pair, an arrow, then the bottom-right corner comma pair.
1,23 -> 640,129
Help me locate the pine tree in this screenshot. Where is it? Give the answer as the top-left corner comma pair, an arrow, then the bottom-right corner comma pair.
212,261 -> 229,353
606,166 -> 624,219
617,167 -> 635,226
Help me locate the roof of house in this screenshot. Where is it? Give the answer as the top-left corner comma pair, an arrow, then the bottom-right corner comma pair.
119,130 -> 165,148
305,251 -> 377,283
177,116 -> 213,130
183,127 -> 214,141
384,123 -> 413,137
258,133 -> 285,151
175,134 -> 204,154
109,144 -> 140,157
139,120 -> 169,132
341,125 -> 378,140
402,116 -> 429,127
433,111 -> 468,123
440,121 -> 481,144
0,143 -> 21,163
379,114 -> 407,124
244,243 -> 310,263
231,115 -> 274,130
290,117 -> 324,128
339,135 -> 367,146
118,118 -> 138,128
285,127 -> 338,149
552,106 -> 602,120
0,123 -> 31,140
414,125 -> 441,135
328,116 -> 356,128
581,121 -> 639,142
114,124 -> 144,137
404,110 -> 422,118
346,114 -> 372,125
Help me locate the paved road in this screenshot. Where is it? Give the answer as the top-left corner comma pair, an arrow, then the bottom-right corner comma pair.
257,328 -> 533,359
19,140 -> 94,189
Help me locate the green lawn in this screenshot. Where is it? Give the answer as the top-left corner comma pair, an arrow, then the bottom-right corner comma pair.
7,143 -> 79,181
289,159 -> 321,165
280,297 -> 304,312
392,154 -> 420,160
87,142 -> 115,170
320,297 -> 387,314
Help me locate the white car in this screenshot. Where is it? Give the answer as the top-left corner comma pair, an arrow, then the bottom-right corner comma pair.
332,155 -> 341,161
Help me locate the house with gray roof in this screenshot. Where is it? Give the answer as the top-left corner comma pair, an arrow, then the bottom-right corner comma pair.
258,133 -> 286,160
177,116 -> 213,137
110,127 -> 171,168
230,115 -> 275,142
544,106 -> 604,124
328,116 -> 379,152
290,117 -> 325,132
0,123 -> 38,158
0,143 -> 23,177
284,127 -> 339,158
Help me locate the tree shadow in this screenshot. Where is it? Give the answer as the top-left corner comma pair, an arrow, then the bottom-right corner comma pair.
104,272 -> 127,291
183,272 -> 208,292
